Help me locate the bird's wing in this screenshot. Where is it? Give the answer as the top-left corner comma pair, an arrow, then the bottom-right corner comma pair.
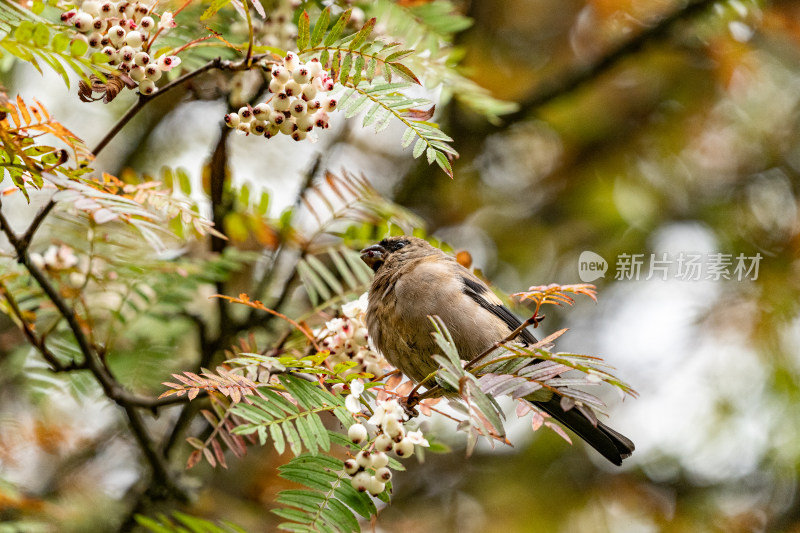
458,268 -> 538,345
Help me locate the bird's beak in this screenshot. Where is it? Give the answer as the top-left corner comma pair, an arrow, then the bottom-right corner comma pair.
360,244 -> 387,272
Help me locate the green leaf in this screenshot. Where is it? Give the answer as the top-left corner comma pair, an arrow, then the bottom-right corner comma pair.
366,56 -> 377,81
306,254 -> 343,295
435,150 -> 454,178
200,0 -> 232,21
278,375 -> 316,410
339,52 -> 352,85
400,127 -> 416,148
90,52 -> 109,64
330,49 -> 341,82
323,498 -> 360,532
349,18 -> 375,50
352,55 -> 364,87
270,423 -> 286,454
282,420 -> 302,456
276,489 -> 327,513
388,62 -> 420,85
51,32 -> 69,53
257,389 -> 300,415
293,415 -> 316,455
333,483 -> 375,518
308,412 -> 330,451
310,7 -> 330,48
13,21 -> 34,42
69,38 -> 88,57
323,9 -> 351,47
258,191 -> 270,215
32,23 -> 49,47
385,49 -> 415,63
297,11 -> 310,51
279,466 -> 335,493
328,248 -> 357,290
412,137 -> 426,159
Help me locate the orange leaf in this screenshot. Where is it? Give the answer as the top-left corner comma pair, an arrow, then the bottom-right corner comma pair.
186,449 -> 202,469
16,95 -> 31,126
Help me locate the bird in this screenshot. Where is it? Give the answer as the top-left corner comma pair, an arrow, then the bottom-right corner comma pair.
360,235 -> 634,466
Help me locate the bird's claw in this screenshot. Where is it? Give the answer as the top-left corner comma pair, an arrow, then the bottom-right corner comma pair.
400,393 -> 420,418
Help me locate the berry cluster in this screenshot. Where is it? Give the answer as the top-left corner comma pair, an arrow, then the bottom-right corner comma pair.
30,244 -> 78,271
60,0 -> 180,95
342,443 -> 392,496
224,52 -> 338,141
344,398 -> 429,494
317,293 -> 388,377
29,244 -> 90,287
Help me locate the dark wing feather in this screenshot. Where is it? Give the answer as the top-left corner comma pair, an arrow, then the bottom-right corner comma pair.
460,274 -> 635,465
461,276 -> 537,345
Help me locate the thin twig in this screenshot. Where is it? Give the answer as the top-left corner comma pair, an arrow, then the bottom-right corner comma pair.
0,280 -> 82,372
91,54 -> 274,157
242,0 -> 255,66
17,199 -> 56,252
505,0 -> 719,121
463,312 -> 543,371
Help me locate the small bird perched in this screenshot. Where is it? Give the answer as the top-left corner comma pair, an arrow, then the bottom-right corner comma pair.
360,235 -> 634,465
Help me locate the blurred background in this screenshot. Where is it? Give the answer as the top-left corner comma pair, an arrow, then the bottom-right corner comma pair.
3,0 -> 800,531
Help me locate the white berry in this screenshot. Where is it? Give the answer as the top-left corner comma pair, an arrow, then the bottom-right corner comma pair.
367,477 -> 386,496
355,450 -> 372,468
343,459 -> 359,475
279,118 -> 297,136
375,433 -> 393,453
224,113 -> 240,128
252,103 -> 270,119
283,80 -> 301,97
289,99 -> 307,117
144,64 -> 162,81
134,51 -> 150,66
130,66 -> 146,82
292,65 -> 310,84
273,93 -> 290,112
138,79 -> 156,95
348,423 -> 368,444
371,452 -> 389,469
81,1 -> 100,16
268,111 -> 285,126
283,51 -> 299,71
124,30 -> 143,48
74,13 -> 94,32
375,467 -> 392,481
393,438 -> 414,457
351,471 -> 371,492
271,66 -> 290,84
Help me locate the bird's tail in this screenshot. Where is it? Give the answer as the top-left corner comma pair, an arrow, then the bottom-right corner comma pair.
533,396 -> 634,466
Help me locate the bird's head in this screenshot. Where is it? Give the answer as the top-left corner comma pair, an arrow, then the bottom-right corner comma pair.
360,235 -> 434,272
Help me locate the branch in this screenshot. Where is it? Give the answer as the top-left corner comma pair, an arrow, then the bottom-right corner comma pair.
17,199 -> 56,253
90,54 -> 275,157
0,199 -> 184,496
507,0 -> 720,120
0,280 -> 83,372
